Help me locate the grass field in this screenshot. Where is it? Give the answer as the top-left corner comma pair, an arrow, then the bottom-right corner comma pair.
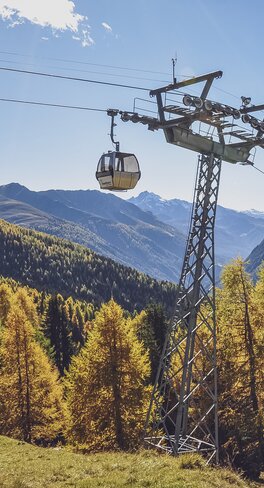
0,435 -> 253,488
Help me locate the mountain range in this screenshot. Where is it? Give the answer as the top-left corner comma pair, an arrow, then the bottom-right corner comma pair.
0,184 -> 185,283
129,191 -> 264,269
0,183 -> 264,282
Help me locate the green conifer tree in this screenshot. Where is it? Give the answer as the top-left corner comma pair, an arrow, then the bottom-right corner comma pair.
133,304 -> 167,383
71,303 -> 85,351
44,294 -> 73,375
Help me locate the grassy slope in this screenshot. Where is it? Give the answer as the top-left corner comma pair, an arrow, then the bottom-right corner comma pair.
0,436 -> 251,488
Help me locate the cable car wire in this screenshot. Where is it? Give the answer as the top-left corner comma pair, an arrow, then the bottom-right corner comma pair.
0,66 -> 150,91
0,57 -> 170,84
0,49 -> 172,76
0,97 -> 107,112
0,49 -> 254,104
1,93 -> 264,184
252,164 -> 264,176
0,58 -> 246,105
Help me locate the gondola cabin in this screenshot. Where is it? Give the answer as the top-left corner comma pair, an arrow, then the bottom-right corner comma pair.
96,151 -> 141,191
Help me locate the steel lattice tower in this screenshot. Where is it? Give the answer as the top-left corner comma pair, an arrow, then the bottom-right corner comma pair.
115,69 -> 264,462
144,152 -> 221,462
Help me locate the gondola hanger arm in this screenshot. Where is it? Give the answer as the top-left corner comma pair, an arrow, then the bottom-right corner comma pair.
107,108 -> 120,152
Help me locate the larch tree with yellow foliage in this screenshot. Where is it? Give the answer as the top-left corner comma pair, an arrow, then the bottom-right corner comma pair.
0,292 -> 67,443
66,300 -> 151,451
0,283 -> 12,326
216,258 -> 264,479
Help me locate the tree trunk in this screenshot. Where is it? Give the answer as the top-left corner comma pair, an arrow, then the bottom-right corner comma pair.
109,319 -> 126,449
22,324 -> 32,443
240,269 -> 259,413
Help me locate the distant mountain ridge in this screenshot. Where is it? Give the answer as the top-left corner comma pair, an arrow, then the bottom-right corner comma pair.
244,209 -> 264,219
0,193 -> 110,255
1,184 -> 264,283
0,183 -> 185,283
129,191 -> 264,266
129,192 -> 192,235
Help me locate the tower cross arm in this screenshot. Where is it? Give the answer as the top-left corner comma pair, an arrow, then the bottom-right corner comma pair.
149,71 -> 223,96
240,103 -> 264,114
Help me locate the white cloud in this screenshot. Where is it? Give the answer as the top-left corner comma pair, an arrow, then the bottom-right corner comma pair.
9,18 -> 23,27
81,29 -> 94,48
102,21 -> 112,33
0,0 -> 94,46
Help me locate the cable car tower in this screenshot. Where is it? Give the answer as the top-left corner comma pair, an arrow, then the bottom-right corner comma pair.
101,70 -> 264,463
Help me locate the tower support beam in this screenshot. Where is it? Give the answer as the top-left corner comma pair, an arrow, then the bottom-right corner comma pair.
144,152 -> 221,463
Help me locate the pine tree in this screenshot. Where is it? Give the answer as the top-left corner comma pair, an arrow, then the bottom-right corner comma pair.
145,303 -> 167,382
145,303 -> 167,351
44,294 -> 73,375
71,303 -> 85,351
0,296 -> 66,443
133,311 -> 158,384
66,300 -> 151,451
36,290 -> 48,319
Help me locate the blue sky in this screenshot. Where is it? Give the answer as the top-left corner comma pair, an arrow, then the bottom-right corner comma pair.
0,0 -> 264,211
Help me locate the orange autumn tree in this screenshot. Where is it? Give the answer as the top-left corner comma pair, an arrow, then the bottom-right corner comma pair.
66,300 -> 151,451
216,259 -> 264,479
0,283 -> 12,326
0,292 -> 66,443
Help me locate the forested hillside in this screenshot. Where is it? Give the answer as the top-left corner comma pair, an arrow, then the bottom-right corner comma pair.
246,237 -> 264,277
0,219 -> 176,312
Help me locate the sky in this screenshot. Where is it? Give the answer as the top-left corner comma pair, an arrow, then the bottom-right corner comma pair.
0,0 -> 264,211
